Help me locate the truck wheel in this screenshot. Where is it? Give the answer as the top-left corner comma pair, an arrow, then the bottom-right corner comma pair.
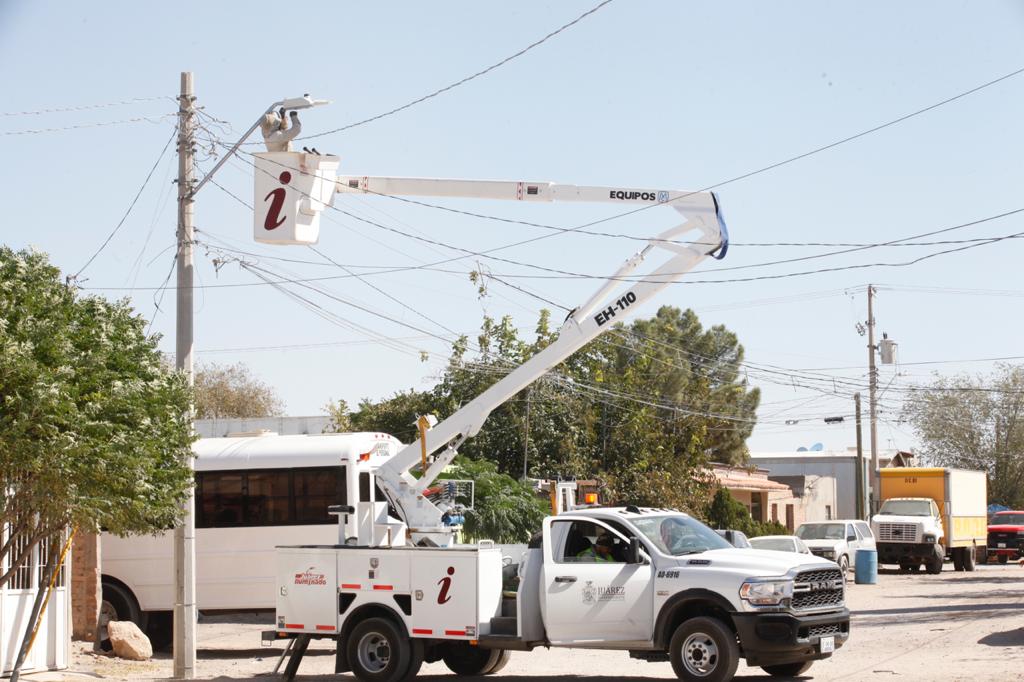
441,642 -> 504,676
963,546 -> 977,572
761,661 -> 813,677
485,649 -> 511,674
838,556 -> 850,577
669,617 -> 739,682
926,549 -> 944,574
998,554 -> 1008,565
977,547 -> 988,564
951,547 -> 964,572
346,617 -> 412,682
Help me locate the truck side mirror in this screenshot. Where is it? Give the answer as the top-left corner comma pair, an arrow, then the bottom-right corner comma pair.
626,537 -> 642,564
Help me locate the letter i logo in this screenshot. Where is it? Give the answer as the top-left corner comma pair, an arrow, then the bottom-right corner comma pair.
437,566 -> 455,604
263,171 -> 291,230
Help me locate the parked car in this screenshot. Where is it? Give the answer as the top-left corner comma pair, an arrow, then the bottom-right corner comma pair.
714,528 -> 752,548
987,510 -> 1024,564
749,535 -> 813,554
796,520 -> 876,575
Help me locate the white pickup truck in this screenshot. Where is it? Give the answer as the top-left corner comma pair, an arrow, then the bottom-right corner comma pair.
274,506 -> 849,681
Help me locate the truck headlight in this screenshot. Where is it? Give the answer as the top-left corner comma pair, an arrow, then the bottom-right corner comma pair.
821,550 -> 836,559
740,580 -> 792,606
923,534 -> 936,543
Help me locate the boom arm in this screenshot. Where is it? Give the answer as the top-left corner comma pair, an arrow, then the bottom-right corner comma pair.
335,176 -> 729,543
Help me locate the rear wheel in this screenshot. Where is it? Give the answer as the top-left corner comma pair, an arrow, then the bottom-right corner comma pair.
952,547 -> 965,572
441,642 -> 505,676
100,581 -> 142,650
346,617 -> 412,682
761,660 -> 813,677
963,545 -> 977,572
669,617 -> 739,682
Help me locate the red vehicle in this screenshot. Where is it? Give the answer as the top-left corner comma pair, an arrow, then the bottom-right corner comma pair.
987,511 -> 1024,564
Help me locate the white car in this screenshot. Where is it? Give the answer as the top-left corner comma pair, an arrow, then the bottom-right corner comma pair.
796,520 -> 876,575
749,535 -> 813,554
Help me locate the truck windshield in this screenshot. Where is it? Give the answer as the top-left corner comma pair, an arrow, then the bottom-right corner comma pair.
993,513 -> 1024,525
631,515 -> 732,555
796,523 -> 845,540
879,500 -> 933,516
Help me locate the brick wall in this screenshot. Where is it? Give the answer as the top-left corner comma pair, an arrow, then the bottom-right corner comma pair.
70,532 -> 100,641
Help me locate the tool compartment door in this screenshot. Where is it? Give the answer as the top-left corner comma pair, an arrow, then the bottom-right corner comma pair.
276,548 -> 339,634
410,552 -> 481,639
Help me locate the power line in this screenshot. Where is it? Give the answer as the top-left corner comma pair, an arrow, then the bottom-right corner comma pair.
1,114 -> 175,136
0,96 -> 169,117
299,0 -> 615,141
74,126 -> 179,278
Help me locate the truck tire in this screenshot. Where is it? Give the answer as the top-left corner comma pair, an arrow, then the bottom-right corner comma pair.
998,554 -> 1009,565
963,545 -> 976,572
926,548 -> 944,574
346,617 -> 413,682
669,617 -> 739,682
441,642 -> 504,676
838,555 -> 850,577
977,546 -> 988,564
761,661 -> 813,677
952,547 -> 964,572
485,649 -> 511,674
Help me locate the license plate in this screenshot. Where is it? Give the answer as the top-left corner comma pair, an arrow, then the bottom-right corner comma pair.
820,636 -> 835,654
998,543 -> 1007,548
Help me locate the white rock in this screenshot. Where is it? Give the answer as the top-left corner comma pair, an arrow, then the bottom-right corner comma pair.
107,620 -> 152,661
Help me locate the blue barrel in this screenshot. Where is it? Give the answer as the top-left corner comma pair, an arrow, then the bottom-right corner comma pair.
855,548 -> 878,584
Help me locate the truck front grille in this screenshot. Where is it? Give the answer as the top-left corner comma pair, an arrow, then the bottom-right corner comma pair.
792,568 -> 844,612
799,622 -> 846,640
877,523 -> 919,543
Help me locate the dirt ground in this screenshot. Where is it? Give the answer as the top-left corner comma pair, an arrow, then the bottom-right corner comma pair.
45,563 -> 1024,681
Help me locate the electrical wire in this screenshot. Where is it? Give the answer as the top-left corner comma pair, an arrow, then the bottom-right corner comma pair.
298,0 -> 616,141
1,96 -> 169,117
1,114 -> 175,136
75,125 -> 179,278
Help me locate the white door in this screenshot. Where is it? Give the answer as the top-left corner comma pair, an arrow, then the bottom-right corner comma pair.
541,518 -> 653,644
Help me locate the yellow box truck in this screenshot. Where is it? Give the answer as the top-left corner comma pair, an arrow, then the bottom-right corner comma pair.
870,468 -> 987,573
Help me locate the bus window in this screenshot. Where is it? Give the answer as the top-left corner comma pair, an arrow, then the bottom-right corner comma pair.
200,472 -> 243,526
245,471 -> 290,525
295,468 -> 339,524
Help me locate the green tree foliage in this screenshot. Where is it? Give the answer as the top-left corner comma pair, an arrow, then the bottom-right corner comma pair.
194,361 -> 284,419
902,364 -> 1024,508
439,457 -> 548,543
0,247 -> 194,588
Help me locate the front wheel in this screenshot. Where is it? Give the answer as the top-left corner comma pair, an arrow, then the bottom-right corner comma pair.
838,555 -> 850,577
762,660 -> 813,677
998,554 -> 1009,565
346,617 -> 413,682
669,617 -> 739,682
926,548 -> 944,574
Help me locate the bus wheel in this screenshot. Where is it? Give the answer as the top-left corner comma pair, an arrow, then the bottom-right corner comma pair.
100,581 -> 141,650
346,617 -> 412,682
441,642 -> 503,676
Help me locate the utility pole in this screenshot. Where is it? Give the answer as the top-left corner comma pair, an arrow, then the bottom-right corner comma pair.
173,71 -> 197,680
866,284 -> 879,514
854,392 -> 865,520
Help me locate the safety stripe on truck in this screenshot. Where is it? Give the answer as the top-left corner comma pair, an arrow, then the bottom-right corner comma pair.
412,628 -> 432,635
372,584 -> 394,591
316,625 -> 335,631
340,584 -> 361,589
284,624 -> 304,630
445,630 -> 466,636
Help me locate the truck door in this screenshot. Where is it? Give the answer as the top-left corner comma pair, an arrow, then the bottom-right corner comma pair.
540,518 -> 654,644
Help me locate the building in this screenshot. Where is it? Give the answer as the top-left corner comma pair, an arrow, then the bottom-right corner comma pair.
749,448 -> 906,520
194,415 -> 333,438
711,463 -> 837,531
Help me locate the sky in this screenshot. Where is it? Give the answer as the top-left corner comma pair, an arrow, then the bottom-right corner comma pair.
2,1 -> 1022,457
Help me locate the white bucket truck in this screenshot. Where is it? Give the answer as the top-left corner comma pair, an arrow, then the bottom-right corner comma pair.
250,153 -> 849,681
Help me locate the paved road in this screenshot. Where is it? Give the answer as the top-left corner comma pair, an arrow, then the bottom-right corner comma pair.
68,563 -> 1024,681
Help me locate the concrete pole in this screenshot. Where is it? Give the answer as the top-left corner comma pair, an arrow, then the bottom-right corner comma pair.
854,392 -> 865,520
173,71 -> 197,680
867,284 -> 879,514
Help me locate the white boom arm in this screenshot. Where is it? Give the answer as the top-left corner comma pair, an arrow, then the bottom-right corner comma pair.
335,176 -> 729,545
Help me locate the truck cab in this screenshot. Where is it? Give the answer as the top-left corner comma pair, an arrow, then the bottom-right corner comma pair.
987,510 -> 1024,564
871,497 -> 945,573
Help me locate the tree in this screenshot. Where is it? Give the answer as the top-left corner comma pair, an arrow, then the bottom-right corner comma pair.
704,489 -> 789,538
902,364 -> 1024,509
194,361 -> 284,419
439,457 -> 548,543
0,247 -> 194,678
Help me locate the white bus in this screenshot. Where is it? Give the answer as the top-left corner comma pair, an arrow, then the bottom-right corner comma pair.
100,431 -> 403,645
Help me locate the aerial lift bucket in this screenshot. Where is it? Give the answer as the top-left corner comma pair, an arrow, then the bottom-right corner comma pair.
253,151 -> 340,245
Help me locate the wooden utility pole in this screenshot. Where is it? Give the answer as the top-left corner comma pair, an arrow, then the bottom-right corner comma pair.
867,284 -> 879,514
174,71 -> 197,679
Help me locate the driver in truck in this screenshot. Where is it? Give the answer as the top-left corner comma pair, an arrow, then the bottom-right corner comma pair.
577,532 -> 618,562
